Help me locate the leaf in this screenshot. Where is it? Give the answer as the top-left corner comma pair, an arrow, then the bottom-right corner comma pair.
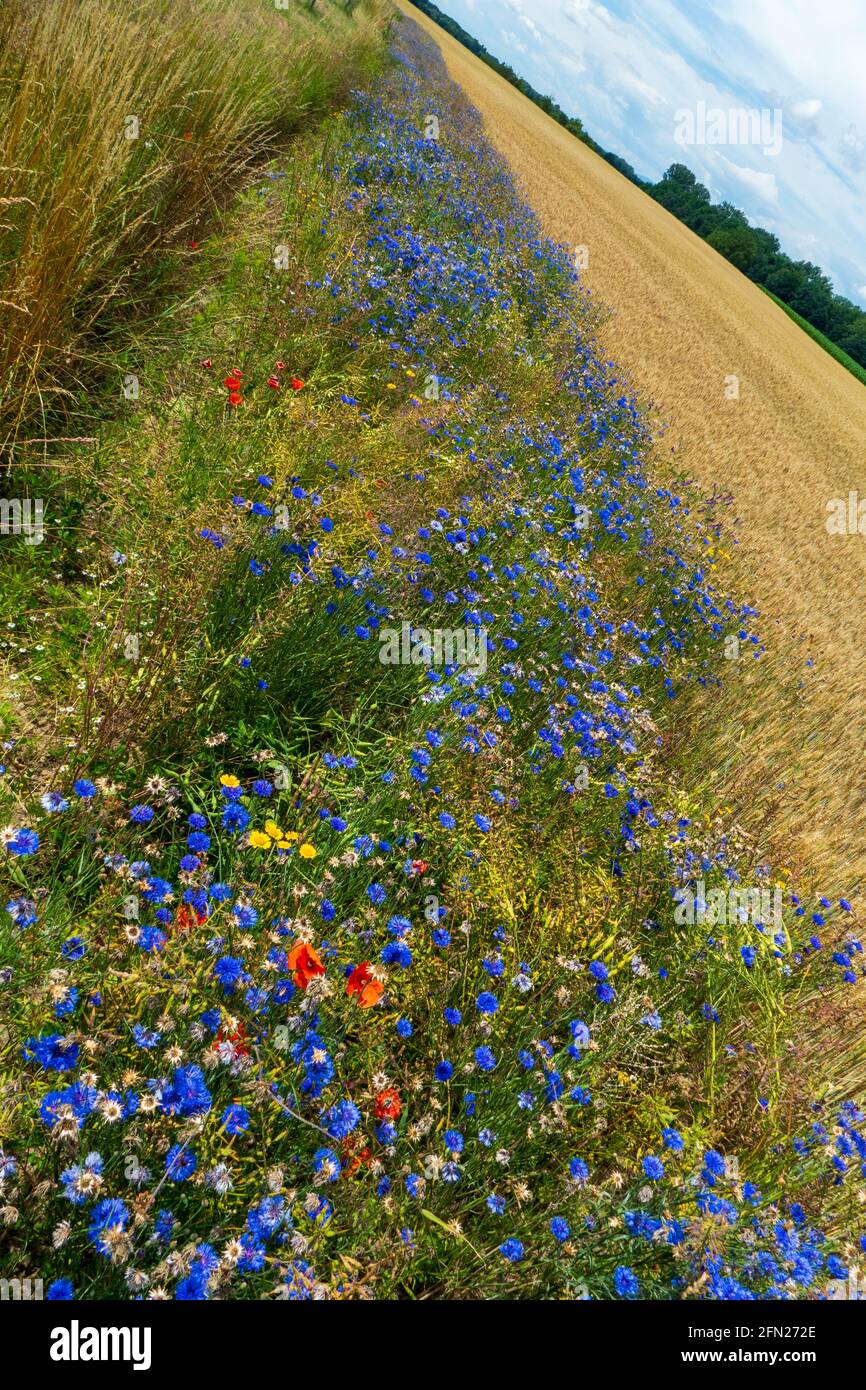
420,1209 -> 485,1262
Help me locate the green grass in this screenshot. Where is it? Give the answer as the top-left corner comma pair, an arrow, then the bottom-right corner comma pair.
0,13 -> 862,1304
0,0 -> 388,456
760,287 -> 866,386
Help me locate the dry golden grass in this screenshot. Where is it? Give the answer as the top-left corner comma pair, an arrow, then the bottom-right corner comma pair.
0,0 -> 386,454
400,0 -> 866,894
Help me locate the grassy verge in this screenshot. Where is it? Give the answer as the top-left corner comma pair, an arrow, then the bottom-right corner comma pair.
0,0 -> 388,455
0,15 -> 863,1302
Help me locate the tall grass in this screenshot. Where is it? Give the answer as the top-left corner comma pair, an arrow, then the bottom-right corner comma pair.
0,0 -> 387,456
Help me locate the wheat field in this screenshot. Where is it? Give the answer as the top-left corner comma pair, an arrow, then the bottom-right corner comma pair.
401,0 -> 866,893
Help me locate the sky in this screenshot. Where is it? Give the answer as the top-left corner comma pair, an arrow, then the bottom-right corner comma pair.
430,0 -> 866,306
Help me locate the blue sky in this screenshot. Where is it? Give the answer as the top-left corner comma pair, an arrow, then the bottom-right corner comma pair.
430,0 -> 866,306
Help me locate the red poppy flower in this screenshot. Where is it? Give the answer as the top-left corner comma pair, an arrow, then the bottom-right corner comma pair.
411,859 -> 428,875
346,961 -> 383,1009
373,1087 -> 402,1121
341,1135 -> 373,1177
290,377 -> 305,391
227,390 -> 243,407
275,361 -> 286,372
266,375 -> 280,390
189,240 -> 199,250
288,940 -> 325,989
200,358 -> 213,370
174,903 -> 206,932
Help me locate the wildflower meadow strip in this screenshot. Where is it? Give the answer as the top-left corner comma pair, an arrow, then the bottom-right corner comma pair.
0,19 -> 864,1303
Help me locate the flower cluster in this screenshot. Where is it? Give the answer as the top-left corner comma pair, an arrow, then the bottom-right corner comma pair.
0,20 -> 863,1302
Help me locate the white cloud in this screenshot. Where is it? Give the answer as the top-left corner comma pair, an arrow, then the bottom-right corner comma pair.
561,0 -> 593,21
437,0 -> 864,297
499,28 -> 528,54
715,154 -> 779,203
791,98 -> 822,120
840,124 -> 865,171
619,71 -> 666,107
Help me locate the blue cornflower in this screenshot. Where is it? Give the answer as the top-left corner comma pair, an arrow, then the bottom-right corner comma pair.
499,1238 -> 524,1263
7,828 -> 39,856
613,1265 -> 639,1298
23,1032 -> 79,1072
550,1217 -> 570,1243
703,1150 -> 727,1178
221,1105 -> 250,1135
312,1147 -> 342,1182
46,1279 -> 74,1300
165,1145 -> 197,1181
569,1157 -> 589,1184
88,1199 -> 130,1257
321,1100 -> 361,1140
381,941 -> 412,968
157,1065 -> 212,1117
221,803 -> 250,834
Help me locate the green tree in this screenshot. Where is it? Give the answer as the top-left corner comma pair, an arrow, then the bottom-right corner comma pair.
706,225 -> 761,273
